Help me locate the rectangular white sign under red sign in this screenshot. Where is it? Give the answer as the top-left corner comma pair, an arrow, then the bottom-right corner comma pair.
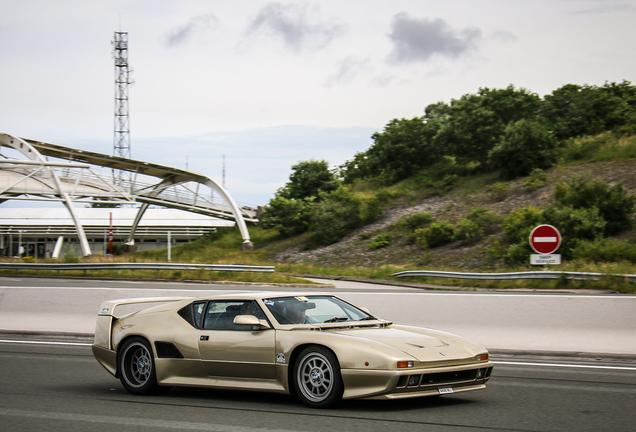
531,254 -> 561,265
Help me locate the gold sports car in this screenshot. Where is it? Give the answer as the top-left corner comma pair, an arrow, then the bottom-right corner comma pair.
92,292 -> 493,408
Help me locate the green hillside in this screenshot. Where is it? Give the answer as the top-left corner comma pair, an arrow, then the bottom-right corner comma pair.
149,81 -> 636,292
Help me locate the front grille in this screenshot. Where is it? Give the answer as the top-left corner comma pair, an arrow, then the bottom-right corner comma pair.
396,366 -> 493,390
421,369 -> 476,385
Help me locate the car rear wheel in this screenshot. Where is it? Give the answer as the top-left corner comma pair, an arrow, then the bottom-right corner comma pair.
293,346 -> 343,408
119,337 -> 158,395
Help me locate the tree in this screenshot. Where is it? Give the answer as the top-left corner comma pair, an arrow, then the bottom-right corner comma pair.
432,85 -> 542,165
260,159 -> 338,236
282,160 -> 339,201
365,117 -> 442,182
540,81 -> 636,140
259,196 -> 314,236
489,119 -> 557,179
310,187 -> 362,245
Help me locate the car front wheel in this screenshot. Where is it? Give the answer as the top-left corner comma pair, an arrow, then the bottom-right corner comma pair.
293,346 -> 343,408
119,337 -> 158,395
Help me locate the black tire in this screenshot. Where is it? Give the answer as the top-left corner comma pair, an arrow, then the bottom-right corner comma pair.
118,337 -> 158,395
293,346 -> 343,408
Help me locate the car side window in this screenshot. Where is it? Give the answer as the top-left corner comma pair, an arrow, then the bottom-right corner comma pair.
193,302 -> 206,328
178,301 -> 207,328
203,300 -> 267,331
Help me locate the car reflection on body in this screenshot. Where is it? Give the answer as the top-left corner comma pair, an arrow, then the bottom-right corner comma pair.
92,293 -> 493,408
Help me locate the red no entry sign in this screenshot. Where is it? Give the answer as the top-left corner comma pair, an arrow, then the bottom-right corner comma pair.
529,225 -> 561,254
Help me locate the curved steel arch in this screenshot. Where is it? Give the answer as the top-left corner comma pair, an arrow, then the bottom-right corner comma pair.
0,133 -> 254,254
126,174 -> 252,249
0,134 -> 92,255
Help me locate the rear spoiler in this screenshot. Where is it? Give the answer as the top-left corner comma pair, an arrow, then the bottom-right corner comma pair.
97,297 -> 191,319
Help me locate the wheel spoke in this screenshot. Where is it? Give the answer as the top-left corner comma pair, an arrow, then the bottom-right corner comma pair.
296,351 -> 339,403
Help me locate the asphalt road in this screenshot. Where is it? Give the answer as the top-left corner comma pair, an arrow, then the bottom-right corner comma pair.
0,340 -> 634,432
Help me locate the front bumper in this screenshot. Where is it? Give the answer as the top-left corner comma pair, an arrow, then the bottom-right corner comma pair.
341,361 -> 494,400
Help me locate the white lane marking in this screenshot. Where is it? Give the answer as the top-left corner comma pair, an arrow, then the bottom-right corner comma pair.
0,286 -> 240,294
0,286 -> 633,299
0,339 -> 91,347
493,361 -> 636,371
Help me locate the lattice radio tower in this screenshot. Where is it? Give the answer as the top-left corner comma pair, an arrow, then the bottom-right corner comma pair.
112,31 -> 133,185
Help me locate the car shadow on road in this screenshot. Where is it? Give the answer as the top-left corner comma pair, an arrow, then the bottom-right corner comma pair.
82,384 -> 476,414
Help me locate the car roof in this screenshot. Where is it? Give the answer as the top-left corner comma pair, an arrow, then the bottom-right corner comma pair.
184,291 -> 333,302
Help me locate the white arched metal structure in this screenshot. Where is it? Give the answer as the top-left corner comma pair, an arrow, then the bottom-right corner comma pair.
0,133 -> 256,256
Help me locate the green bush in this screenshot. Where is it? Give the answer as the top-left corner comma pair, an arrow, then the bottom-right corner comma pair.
395,212 -> 433,232
260,196 -> 314,236
503,242 -> 533,266
560,135 -> 610,161
310,187 -> 362,246
572,238 -> 636,263
503,206 -> 543,244
417,221 -> 455,248
63,250 -> 80,263
452,219 -> 483,243
362,190 -> 395,222
488,182 -> 509,201
489,119 -> 557,179
542,205 -> 605,257
555,176 -> 635,236
501,202 -> 607,264
370,234 -> 391,250
466,207 -> 502,233
413,156 -> 461,192
523,168 -> 549,192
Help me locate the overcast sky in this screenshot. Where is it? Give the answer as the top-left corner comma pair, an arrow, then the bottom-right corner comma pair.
1,0 -> 635,206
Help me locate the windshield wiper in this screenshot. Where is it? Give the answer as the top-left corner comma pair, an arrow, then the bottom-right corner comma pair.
359,316 -> 377,321
324,316 -> 349,323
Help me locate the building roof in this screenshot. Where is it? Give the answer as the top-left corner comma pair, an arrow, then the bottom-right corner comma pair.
0,207 -> 235,238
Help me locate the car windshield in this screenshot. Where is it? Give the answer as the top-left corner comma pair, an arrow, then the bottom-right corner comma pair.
262,295 -> 375,325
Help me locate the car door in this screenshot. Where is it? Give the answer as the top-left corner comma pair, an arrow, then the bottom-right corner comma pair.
198,300 -> 276,379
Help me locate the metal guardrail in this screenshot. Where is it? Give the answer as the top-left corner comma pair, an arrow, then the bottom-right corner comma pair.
0,262 -> 275,275
393,270 -> 636,282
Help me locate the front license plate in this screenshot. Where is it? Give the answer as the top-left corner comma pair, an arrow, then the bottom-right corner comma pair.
438,387 -> 454,395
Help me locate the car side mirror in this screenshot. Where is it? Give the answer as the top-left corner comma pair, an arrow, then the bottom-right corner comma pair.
234,315 -> 270,329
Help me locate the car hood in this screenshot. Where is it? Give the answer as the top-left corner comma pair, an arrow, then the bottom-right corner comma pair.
329,326 -> 476,362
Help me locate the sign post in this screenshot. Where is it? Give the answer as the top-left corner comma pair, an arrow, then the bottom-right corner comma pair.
529,224 -> 562,265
